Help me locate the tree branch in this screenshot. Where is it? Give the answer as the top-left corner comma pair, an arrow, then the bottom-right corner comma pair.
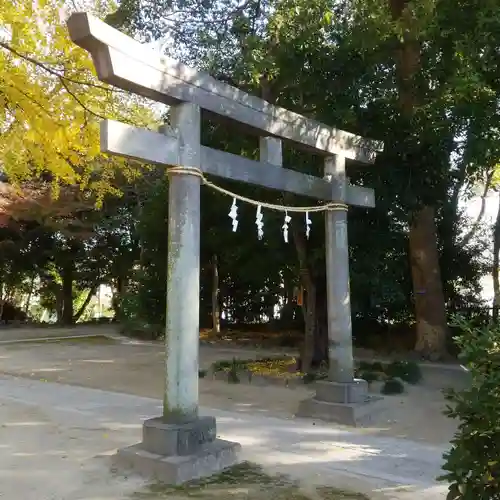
1,40 -> 140,124
0,41 -> 126,93
460,169 -> 494,247
73,283 -> 100,322
58,77 -> 108,121
4,81 -> 54,118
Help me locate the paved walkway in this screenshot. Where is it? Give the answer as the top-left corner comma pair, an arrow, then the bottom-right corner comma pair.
0,375 -> 448,499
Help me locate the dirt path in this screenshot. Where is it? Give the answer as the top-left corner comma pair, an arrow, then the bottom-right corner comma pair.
0,375 -> 446,500
0,336 -> 458,444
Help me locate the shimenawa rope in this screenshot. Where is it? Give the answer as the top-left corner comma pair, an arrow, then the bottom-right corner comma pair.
166,166 -> 348,213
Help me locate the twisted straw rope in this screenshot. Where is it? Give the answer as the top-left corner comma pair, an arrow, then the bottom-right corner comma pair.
167,166 -> 348,213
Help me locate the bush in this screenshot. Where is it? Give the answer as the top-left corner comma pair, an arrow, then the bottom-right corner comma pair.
357,361 -> 384,372
0,302 -> 27,323
302,371 -> 328,384
227,358 -> 241,384
302,372 -> 317,384
381,378 -> 405,395
359,370 -> 380,384
212,359 -> 249,373
371,361 -> 385,372
357,361 -> 373,371
385,360 -> 422,384
439,316 -> 500,499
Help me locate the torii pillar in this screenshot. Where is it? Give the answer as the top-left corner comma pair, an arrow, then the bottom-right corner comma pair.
297,155 -> 373,425
112,103 -> 241,484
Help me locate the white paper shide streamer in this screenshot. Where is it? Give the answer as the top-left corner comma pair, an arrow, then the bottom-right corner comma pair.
229,198 -> 238,232
255,205 -> 264,240
282,211 -> 291,243
305,211 -> 312,239
215,177 -> 347,240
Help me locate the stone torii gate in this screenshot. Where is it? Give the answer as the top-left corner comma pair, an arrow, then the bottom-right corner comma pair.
67,13 -> 384,484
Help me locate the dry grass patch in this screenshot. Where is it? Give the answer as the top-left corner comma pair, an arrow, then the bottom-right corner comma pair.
212,357 -> 302,379
132,462 -> 368,500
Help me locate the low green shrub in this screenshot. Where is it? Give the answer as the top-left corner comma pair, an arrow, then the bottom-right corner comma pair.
439,316 -> 500,499
302,372 -> 316,384
385,360 -> 422,384
357,360 -> 384,371
302,371 -> 328,384
212,359 -> 249,373
357,361 -> 375,371
371,361 -> 385,372
227,358 -> 241,384
212,360 -> 232,372
381,378 -> 404,395
198,369 -> 207,378
358,370 -> 380,384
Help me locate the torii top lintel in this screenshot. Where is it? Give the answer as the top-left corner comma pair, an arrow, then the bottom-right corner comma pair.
66,12 -> 383,163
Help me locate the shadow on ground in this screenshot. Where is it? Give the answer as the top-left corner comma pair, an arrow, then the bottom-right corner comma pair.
129,462 -> 368,499
0,375 -> 448,499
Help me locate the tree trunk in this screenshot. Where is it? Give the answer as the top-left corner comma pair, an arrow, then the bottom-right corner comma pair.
112,275 -> 129,321
55,290 -> 64,323
0,282 -> 4,323
302,283 -> 316,371
73,284 -> 99,323
211,254 -> 221,334
409,206 -> 448,357
24,273 -> 35,314
292,225 -> 316,372
61,261 -> 74,325
492,192 -> 500,322
389,0 -> 448,356
113,277 -> 122,319
261,69 -> 318,367
314,283 -> 329,364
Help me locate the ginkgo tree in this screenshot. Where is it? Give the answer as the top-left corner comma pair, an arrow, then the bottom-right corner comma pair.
0,0 -> 157,205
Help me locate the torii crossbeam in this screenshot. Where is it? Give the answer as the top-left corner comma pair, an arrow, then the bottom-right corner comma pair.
67,12 -> 384,484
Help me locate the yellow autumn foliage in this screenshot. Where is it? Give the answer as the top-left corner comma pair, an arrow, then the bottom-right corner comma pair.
0,0 -> 157,201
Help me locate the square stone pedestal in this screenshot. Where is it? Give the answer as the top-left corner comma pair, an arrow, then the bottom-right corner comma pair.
297,379 -> 378,426
113,416 -> 241,484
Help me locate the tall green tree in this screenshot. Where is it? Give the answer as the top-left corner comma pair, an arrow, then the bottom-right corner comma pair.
104,0 -> 500,360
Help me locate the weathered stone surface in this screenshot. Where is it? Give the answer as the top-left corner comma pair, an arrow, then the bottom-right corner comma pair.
296,397 -> 379,427
297,379 -> 378,426
162,103 -> 202,423
115,415 -> 241,484
114,438 -> 241,485
142,416 -> 216,457
67,14 -> 383,162
101,120 -> 376,207
314,379 -> 369,404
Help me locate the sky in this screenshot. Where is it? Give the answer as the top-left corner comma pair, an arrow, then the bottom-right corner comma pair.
463,190 -> 498,303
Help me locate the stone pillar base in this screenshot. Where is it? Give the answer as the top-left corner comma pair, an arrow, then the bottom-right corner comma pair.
296,379 -> 380,426
113,416 -> 241,484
